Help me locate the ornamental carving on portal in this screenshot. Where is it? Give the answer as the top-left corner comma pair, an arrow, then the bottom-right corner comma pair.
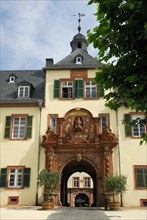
62,108 -> 95,144
41,108 -> 118,147
99,126 -> 118,147
42,127 -> 58,146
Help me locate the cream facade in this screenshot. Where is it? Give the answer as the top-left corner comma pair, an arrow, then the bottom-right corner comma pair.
0,31 -> 146,207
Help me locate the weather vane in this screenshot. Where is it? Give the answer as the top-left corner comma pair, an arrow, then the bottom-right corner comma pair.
73,13 -> 85,33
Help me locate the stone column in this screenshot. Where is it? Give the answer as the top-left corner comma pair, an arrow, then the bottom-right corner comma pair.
104,147 -> 111,176
46,147 -> 54,171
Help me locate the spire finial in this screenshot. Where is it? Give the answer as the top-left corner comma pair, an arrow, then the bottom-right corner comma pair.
73,13 -> 85,33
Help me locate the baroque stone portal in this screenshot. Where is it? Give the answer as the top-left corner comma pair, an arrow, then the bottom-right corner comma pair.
41,108 -> 118,207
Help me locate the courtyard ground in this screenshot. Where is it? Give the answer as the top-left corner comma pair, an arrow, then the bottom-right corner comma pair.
0,206 -> 146,220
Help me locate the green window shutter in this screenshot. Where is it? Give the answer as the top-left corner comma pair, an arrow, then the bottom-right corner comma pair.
4,116 -> 11,138
0,168 -> 7,187
98,84 -> 104,98
26,116 -> 33,138
74,80 -> 83,98
136,168 -> 144,187
23,168 -> 31,187
124,114 -> 131,137
54,80 -> 60,98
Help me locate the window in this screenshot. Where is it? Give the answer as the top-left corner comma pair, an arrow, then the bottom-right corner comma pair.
132,115 -> 146,137
9,76 -> 16,83
8,168 -> 23,188
77,43 -> 82,48
0,167 -> 31,188
76,56 -> 82,64
8,196 -> 19,204
85,81 -> 97,98
124,113 -> 146,137
48,114 -> 58,133
134,166 -> 147,188
140,199 -> 147,207
84,80 -> 104,99
84,177 -> 90,188
18,86 -> 30,98
61,81 -> 73,98
99,114 -> 110,133
54,79 -> 104,100
13,117 -> 27,138
73,177 -> 79,188
4,115 -> 33,139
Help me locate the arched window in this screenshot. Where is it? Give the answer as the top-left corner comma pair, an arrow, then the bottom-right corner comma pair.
78,42 -> 82,48
75,56 -> 83,64
9,75 -> 16,83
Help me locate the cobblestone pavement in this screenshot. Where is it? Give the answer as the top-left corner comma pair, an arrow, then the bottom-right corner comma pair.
1,206 -> 147,220
1,206 -> 109,220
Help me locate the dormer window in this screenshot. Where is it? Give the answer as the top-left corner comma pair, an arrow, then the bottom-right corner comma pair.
18,86 -> 30,98
75,56 -> 83,64
9,75 -> 16,83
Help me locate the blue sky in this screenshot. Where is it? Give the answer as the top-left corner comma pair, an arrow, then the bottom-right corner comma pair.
1,0 -> 99,70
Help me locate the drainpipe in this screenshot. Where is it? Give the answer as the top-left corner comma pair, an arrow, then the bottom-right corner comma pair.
35,100 -> 43,206
116,109 -> 121,175
116,108 -> 123,206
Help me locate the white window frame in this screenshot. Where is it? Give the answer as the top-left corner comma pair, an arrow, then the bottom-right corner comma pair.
50,116 -> 57,133
8,168 -> 23,188
131,114 -> 146,137
9,76 -> 16,83
84,177 -> 90,188
73,177 -> 79,188
18,86 -> 30,98
99,114 -> 109,133
76,56 -> 82,64
85,81 -> 97,98
61,81 -> 73,98
12,117 -> 27,139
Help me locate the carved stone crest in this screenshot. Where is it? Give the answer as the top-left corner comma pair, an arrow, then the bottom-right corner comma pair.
62,108 -> 95,144
42,127 -> 58,146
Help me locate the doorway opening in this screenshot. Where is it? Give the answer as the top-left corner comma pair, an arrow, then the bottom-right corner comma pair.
67,171 -> 93,207
75,193 -> 89,207
60,159 -> 98,207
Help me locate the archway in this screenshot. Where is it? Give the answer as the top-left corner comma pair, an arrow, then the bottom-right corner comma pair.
75,193 -> 89,207
61,159 -> 98,207
41,107 -> 118,207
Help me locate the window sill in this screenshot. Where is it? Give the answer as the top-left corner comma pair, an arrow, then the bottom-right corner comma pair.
59,98 -> 75,100
131,136 -> 142,139
134,187 -> 147,190
6,187 -> 24,190
9,138 -> 27,140
83,98 -> 99,100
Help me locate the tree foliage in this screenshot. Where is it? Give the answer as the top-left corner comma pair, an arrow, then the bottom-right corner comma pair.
38,169 -> 61,201
104,174 -> 128,202
87,0 -> 147,143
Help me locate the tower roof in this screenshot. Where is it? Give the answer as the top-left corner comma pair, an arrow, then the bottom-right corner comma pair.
45,32 -> 103,70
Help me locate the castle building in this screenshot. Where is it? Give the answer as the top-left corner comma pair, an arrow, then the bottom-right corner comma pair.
0,25 -> 146,207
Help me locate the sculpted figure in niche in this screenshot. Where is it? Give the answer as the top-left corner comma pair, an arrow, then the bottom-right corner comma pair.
74,116 -> 83,132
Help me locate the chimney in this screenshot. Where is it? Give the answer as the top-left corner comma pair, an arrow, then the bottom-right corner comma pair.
46,58 -> 54,67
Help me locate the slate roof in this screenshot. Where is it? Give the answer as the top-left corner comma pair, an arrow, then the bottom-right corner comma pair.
52,49 -> 103,69
0,70 -> 44,104
45,49 -> 103,70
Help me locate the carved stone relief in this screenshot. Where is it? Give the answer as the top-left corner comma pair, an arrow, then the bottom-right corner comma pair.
62,108 -> 95,144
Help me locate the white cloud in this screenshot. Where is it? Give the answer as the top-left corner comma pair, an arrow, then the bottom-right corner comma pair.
1,0 -> 98,70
